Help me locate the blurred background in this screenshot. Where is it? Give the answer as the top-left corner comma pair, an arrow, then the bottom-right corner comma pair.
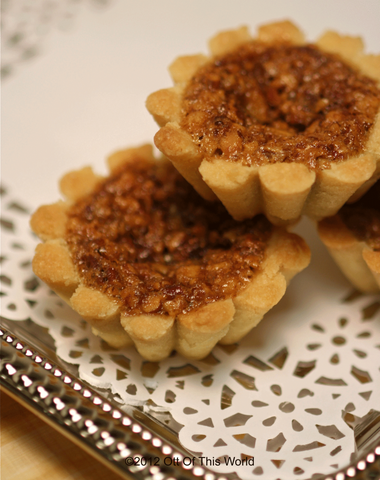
2,0 -> 380,208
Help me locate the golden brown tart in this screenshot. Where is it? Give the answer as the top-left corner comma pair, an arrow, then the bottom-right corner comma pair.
30,145 -> 310,361
147,20 -> 380,225
318,180 -> 380,293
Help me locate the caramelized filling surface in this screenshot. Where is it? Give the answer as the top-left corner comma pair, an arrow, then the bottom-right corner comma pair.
66,159 -> 272,316
181,43 -> 380,171
340,181 -> 380,251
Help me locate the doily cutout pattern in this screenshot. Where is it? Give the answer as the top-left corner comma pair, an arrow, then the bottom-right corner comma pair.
1,0 -> 112,79
1,185 -> 380,480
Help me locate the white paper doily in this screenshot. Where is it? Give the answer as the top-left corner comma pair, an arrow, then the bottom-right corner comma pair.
1,184 -> 380,480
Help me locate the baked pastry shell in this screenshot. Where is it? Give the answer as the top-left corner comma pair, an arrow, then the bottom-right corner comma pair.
146,21 -> 380,225
30,144 -> 310,361
318,215 -> 380,293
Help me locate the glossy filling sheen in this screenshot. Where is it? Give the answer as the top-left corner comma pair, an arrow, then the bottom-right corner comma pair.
340,181 -> 380,251
181,43 -> 380,171
66,160 -> 272,316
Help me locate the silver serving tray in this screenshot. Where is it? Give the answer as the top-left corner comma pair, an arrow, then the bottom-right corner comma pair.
1,316 -> 379,480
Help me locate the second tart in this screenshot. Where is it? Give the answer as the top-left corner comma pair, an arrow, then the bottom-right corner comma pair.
30,145 -> 310,361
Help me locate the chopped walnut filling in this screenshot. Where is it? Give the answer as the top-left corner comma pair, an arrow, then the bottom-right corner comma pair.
340,181 -> 380,251
181,43 -> 380,171
66,160 -> 272,316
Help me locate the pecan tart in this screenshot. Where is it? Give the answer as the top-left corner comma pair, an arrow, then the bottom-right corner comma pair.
318,180 -> 380,293
30,145 -> 310,361
147,20 -> 380,225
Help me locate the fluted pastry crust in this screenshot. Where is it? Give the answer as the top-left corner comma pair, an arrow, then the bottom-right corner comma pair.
317,182 -> 380,293
147,20 -> 380,225
31,145 -> 310,361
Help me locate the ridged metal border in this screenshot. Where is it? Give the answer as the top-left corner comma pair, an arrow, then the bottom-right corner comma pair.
1,323 -> 379,480
0,324 -> 231,480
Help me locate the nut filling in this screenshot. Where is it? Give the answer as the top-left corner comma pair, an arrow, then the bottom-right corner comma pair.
340,182 -> 380,251
66,160 -> 272,317
182,43 -> 380,171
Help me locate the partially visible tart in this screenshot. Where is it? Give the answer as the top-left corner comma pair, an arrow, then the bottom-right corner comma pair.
147,20 -> 380,225
318,180 -> 380,292
30,145 -> 310,361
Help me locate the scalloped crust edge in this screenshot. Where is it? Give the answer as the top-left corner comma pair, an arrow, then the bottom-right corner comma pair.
317,215 -> 380,293
31,144 -> 311,361
147,20 -> 380,225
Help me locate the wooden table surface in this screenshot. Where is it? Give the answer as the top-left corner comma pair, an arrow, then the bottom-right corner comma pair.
1,389 -> 127,480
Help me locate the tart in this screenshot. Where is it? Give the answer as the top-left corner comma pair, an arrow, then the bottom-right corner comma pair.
318,180 -> 380,293
30,145 -> 310,361
147,20 -> 380,225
